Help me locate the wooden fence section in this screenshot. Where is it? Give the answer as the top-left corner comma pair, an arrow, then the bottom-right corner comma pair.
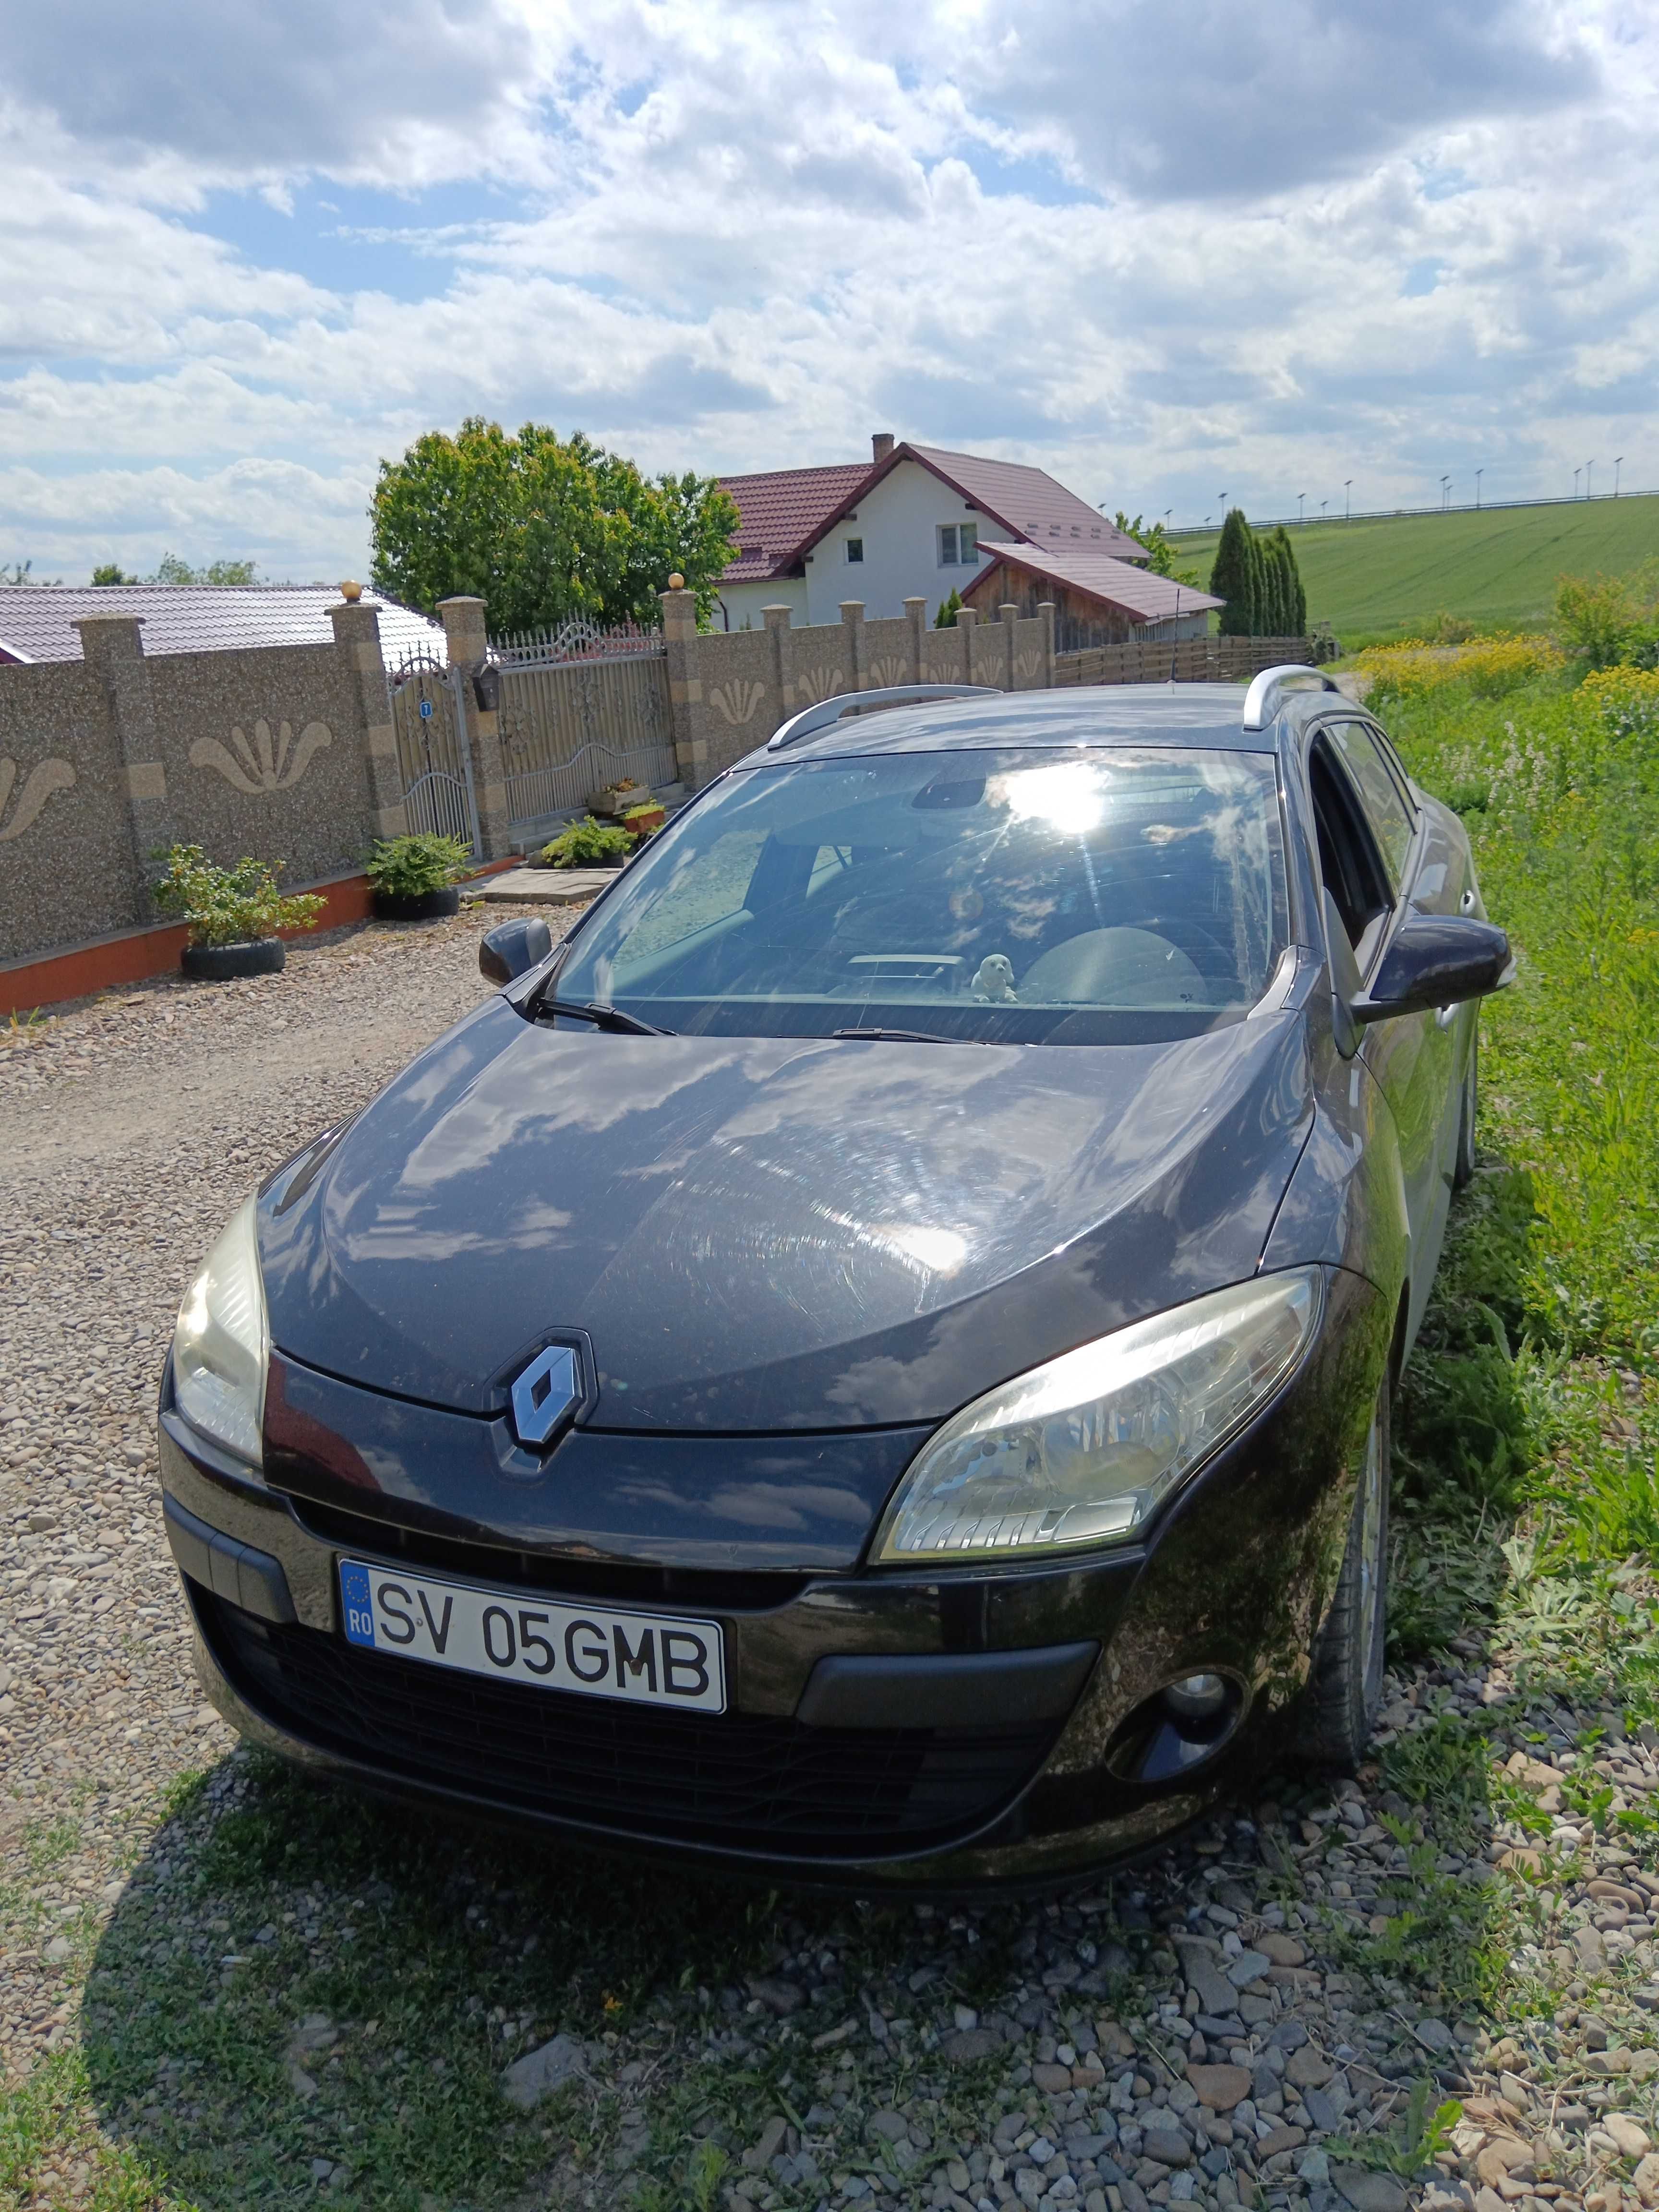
1053,635 -> 1319,688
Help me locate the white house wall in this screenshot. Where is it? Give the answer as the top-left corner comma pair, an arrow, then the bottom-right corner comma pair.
801,460 -> 989,625
713,576 -> 809,631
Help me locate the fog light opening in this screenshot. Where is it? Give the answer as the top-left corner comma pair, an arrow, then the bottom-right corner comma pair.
1163,1671 -> 1229,1725
1106,1670 -> 1245,1786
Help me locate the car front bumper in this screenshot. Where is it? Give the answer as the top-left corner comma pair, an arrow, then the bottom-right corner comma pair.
159,1263 -> 1388,1887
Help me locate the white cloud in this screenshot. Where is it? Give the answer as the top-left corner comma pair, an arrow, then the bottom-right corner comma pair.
0,0 -> 1655,581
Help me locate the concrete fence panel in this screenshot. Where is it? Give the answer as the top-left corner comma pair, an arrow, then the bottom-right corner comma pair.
0,660 -> 137,964
147,643 -> 374,887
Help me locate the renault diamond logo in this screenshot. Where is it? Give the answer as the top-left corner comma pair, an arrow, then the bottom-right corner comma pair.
511,1344 -> 579,1448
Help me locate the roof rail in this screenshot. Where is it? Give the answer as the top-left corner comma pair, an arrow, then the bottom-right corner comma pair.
766,684 -> 999,752
1239,664 -> 1342,732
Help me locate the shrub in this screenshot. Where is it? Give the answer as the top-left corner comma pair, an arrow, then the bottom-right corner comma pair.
364,833 -> 472,896
934,589 -> 962,628
151,845 -> 325,947
1345,633 -> 1563,706
1554,570 -> 1642,670
538,816 -> 632,867
1580,664 -> 1659,738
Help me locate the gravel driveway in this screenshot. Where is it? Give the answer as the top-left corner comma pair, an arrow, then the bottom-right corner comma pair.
3,914 -> 1655,2212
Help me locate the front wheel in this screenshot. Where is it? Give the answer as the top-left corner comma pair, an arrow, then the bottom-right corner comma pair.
1294,1382 -> 1390,1772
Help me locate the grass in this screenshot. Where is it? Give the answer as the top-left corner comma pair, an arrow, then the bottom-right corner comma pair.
1167,493 -> 1659,643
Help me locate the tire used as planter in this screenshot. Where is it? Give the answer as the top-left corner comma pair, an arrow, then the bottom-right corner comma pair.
373,885 -> 462,921
181,938 -> 286,983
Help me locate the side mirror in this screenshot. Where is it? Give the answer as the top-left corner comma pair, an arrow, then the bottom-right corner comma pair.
1350,913 -> 1512,1026
480,915 -> 552,986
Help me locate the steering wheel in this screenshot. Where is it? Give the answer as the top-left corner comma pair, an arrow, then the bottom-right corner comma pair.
1121,914 -> 1237,984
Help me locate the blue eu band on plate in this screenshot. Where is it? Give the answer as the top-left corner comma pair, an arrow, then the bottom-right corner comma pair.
336,1559 -> 727,1714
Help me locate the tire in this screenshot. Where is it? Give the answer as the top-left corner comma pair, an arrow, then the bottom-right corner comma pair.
1453,1029 -> 1478,1190
180,938 -> 286,982
1295,1381 -> 1390,1772
373,886 -> 461,921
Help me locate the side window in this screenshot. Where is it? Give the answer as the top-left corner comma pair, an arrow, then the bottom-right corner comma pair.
1309,742 -> 1393,972
1324,720 -> 1415,886
618,829 -> 767,964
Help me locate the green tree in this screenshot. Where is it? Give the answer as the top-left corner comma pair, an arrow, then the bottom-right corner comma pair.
151,553 -> 259,585
1113,512 -> 1202,587
368,417 -> 738,635
935,587 -> 963,627
1210,508 -> 1257,637
1273,527 -> 1307,635
91,563 -> 138,585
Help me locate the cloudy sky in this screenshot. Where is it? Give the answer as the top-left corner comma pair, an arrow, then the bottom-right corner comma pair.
2,0 -> 1653,581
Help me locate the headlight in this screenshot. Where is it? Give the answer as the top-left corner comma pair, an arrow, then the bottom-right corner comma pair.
171,1195 -> 269,1467
874,1268 -> 1322,1563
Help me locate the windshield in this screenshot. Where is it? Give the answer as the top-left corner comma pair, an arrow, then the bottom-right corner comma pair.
552,745 -> 1289,1045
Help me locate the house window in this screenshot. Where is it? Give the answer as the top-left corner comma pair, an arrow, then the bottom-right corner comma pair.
960,523 -> 977,563
846,537 -> 864,564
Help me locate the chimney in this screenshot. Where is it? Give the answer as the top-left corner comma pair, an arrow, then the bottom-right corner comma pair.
871,432 -> 895,463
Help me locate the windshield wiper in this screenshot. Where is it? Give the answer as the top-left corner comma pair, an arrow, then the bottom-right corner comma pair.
831,1025 -> 975,1044
538,997 -> 674,1036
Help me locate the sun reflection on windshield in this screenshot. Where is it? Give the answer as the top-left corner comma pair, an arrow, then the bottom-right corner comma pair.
994,760 -> 1109,831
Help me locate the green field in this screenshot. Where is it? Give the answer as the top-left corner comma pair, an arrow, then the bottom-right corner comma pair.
1171,495 -> 1659,644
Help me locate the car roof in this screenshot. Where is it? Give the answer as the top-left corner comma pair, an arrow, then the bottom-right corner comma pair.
739,683 -> 1282,765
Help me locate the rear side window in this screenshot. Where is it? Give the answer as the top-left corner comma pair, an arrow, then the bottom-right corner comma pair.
1324,720 -> 1416,885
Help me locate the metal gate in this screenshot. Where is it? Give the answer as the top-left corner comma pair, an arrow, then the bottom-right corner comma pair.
491,616 -> 675,830
388,646 -> 480,848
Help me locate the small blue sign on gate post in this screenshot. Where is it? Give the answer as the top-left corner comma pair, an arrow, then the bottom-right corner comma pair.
419,699 -> 433,720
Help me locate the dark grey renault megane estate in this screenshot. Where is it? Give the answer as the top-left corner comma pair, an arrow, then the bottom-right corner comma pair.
158,667 -> 1510,1885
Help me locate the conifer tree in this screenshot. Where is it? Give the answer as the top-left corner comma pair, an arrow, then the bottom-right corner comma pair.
1209,509 -> 1256,637
1275,527 -> 1307,634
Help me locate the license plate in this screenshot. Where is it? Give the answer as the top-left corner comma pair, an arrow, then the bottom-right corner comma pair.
337,1559 -> 726,1714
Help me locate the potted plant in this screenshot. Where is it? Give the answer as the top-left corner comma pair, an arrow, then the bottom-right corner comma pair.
365,832 -> 473,920
534,816 -> 634,869
622,800 -> 667,840
152,844 -> 325,981
587,776 -> 644,818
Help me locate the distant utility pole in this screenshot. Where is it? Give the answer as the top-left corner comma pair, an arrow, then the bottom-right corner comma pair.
1587,459 -> 1595,499
1320,500 -> 1328,519
1297,493 -> 1306,523
1441,476 -> 1451,510
1475,469 -> 1483,508
1344,480 -> 1352,519
1574,467 -> 1581,498
1615,456 -> 1624,497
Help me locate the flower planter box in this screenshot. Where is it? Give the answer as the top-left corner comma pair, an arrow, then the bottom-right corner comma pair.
623,806 -> 667,837
587,785 -> 648,818
373,885 -> 461,922
182,938 -> 286,982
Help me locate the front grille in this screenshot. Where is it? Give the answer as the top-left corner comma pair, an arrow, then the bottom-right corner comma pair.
285,1494 -> 812,1612
199,1593 -> 1057,1858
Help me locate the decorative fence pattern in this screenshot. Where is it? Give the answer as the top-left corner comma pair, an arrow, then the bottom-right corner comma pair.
489,620 -> 675,830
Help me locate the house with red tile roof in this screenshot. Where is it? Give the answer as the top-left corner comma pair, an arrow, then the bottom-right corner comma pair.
963,538 -> 1223,647
715,434 -> 1153,632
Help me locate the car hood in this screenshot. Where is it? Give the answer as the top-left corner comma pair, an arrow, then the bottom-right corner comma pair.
260,996 -> 1314,1431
